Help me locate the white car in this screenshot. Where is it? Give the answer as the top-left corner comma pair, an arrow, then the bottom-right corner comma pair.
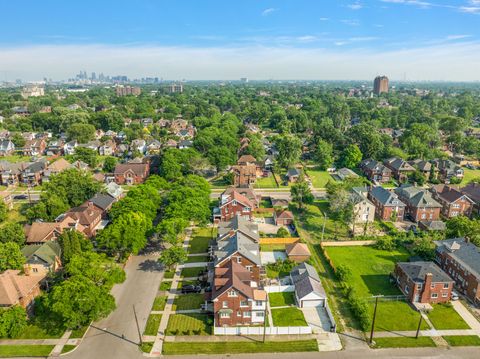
451,291 -> 460,301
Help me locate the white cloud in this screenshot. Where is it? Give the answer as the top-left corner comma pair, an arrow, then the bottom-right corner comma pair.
262,8 -> 276,16
347,2 -> 364,10
445,34 -> 472,40
459,6 -> 480,13
341,19 -> 360,26
319,17 -> 330,21
2,42 -> 480,81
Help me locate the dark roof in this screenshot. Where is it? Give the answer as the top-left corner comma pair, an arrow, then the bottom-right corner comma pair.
287,168 -> 301,177
290,263 -> 326,300
435,238 -> 480,278
384,158 -> 415,172
397,261 -> 452,283
431,184 -> 473,204
370,186 -> 406,207
418,220 -> 446,231
88,193 -> 115,211
395,185 -> 442,208
214,231 -> 261,266
461,183 -> 480,203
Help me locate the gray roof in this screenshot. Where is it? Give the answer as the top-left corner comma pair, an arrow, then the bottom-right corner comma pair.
214,231 -> 261,266
217,215 -> 259,242
21,241 -> 61,266
337,168 -> 359,181
287,168 -> 301,177
435,238 -> 480,278
361,159 -> 391,173
290,263 -> 326,300
89,193 -> 115,211
397,261 -> 452,283
384,158 -> 415,172
370,186 -> 406,207
419,220 -> 446,231
395,185 -> 442,208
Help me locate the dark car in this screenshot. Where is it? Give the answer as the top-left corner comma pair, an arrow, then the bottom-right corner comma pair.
13,194 -> 28,200
181,285 -> 202,294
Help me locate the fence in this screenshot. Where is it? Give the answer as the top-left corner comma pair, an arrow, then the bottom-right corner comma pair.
260,237 -> 300,245
264,284 -> 295,293
214,326 -> 312,335
325,302 -> 337,332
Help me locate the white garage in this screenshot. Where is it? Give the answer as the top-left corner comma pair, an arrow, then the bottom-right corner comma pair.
290,263 -> 327,308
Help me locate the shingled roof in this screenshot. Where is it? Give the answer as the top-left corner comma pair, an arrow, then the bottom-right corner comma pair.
370,186 -> 406,207
397,261 -> 452,283
395,185 -> 442,208
435,238 -> 480,278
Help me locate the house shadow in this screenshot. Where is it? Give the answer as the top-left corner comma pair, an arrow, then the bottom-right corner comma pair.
360,274 -> 396,295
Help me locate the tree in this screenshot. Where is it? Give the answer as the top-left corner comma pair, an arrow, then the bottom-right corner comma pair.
73,147 -> 98,168
274,134 -> 302,169
0,242 -> 25,271
58,230 -> 92,265
326,181 -> 354,238
46,276 -> 116,329
102,156 -> 117,173
290,174 -> 314,210
446,216 -> 480,246
276,227 -> 290,237
67,123 -> 95,143
0,223 -> 25,245
11,133 -> 26,148
409,170 -> 425,186
159,246 -> 187,269
314,139 -> 334,170
157,218 -> 189,245
340,144 -> 362,169
0,306 -> 27,338
0,201 -> 7,223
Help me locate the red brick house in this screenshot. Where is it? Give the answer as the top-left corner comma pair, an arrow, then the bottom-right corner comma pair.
0,270 -> 43,310
435,238 -> 480,305
395,185 -> 442,222
359,159 -> 392,184
114,162 -> 150,185
212,260 -> 267,327
216,190 -> 254,222
63,202 -> 103,237
461,183 -> 480,215
231,165 -> 257,187
430,184 -> 474,218
394,261 -> 453,304
368,186 -> 405,221
221,186 -> 260,208
21,139 -> 46,156
383,158 -> 415,183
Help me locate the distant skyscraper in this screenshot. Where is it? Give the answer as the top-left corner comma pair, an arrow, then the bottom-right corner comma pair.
167,83 -> 184,93
373,76 -> 389,95
240,77 -> 249,83
91,72 -> 96,81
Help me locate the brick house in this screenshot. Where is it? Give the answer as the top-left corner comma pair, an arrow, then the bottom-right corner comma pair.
237,155 -> 262,177
0,270 -> 43,310
384,158 -> 416,183
21,139 -> 46,156
221,186 -> 260,208
359,159 -> 392,184
24,222 -> 62,244
215,190 -> 254,222
114,162 -> 150,185
395,185 -> 442,222
434,238 -> 480,305
430,184 -> 474,218
231,164 -> 257,187
432,159 -> 464,183
212,260 -> 267,327
368,186 -> 406,221
394,261 -> 453,304
274,209 -> 294,226
460,182 -> 480,215
63,202 -> 103,237
21,161 -> 47,186
409,159 -> 433,180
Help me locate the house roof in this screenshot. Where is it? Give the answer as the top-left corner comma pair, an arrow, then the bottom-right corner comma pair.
286,242 -> 311,257
212,260 -> 256,300
384,158 -> 415,172
290,263 -> 326,300
114,163 -> 148,176
431,184 -> 473,204
337,167 -> 359,180
419,220 -> 447,231
435,238 -> 480,278
361,159 -> 391,173
461,183 -> 480,203
271,198 -> 289,207
409,159 -> 432,172
397,261 -> 452,283
87,193 -> 115,211
237,155 -> 257,164
222,186 -> 258,204
21,241 -> 61,266
48,158 -> 71,172
214,230 -> 261,266
220,190 -> 254,209
370,186 -> 406,207
217,215 -> 260,243
24,222 -> 60,243
66,204 -> 103,226
0,270 -> 44,306
275,209 -> 294,219
395,185 -> 442,208
287,168 -> 301,177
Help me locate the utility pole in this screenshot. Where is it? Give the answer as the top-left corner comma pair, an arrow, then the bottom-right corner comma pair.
133,304 -> 142,345
369,295 -> 383,344
321,212 -> 327,241
263,304 -> 268,343
416,312 -> 423,339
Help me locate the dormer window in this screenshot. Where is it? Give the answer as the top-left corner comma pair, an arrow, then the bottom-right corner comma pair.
228,290 -> 237,297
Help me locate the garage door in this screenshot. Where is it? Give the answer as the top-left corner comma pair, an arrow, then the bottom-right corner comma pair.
301,299 -> 324,307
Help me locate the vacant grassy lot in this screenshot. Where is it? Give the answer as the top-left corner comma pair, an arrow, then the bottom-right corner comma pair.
165,314 -> 212,335
162,340 -> 319,355
180,266 -> 206,278
269,292 -> 296,307
461,168 -> 480,184
271,307 -> 307,327
443,335 -> 480,346
172,293 -> 205,311
189,228 -> 215,254
255,175 -> 279,188
152,296 -> 168,311
372,337 -> 436,348
144,314 -> 162,336
427,304 -> 470,330
306,169 -> 334,189
0,345 -> 55,357
373,301 -> 428,331
185,255 -> 209,263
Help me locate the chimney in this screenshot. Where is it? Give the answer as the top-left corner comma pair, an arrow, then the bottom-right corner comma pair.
24,264 -> 31,276
421,272 -> 433,303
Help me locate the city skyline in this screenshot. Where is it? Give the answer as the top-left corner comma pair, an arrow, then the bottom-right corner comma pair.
1,0 -> 480,81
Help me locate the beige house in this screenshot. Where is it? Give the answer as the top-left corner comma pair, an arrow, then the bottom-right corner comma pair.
351,187 -> 375,227
21,241 -> 62,276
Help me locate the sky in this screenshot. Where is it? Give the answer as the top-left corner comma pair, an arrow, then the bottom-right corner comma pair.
1,0 -> 480,81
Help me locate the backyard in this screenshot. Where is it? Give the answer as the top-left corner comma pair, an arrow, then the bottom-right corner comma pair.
188,227 -> 216,254
461,168 -> 480,184
269,292 -> 296,307
165,314 -> 212,335
271,307 -> 307,327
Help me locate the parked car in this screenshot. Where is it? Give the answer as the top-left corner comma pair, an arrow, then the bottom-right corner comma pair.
181,285 -> 201,294
466,164 -> 477,170
451,291 -> 460,301
13,194 -> 28,200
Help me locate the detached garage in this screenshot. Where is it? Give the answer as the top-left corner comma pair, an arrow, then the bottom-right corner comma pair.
290,263 -> 327,308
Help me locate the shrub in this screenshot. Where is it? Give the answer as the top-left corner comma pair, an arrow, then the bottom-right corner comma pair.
276,227 -> 290,237
348,290 -> 371,331
336,264 -> 352,282
374,236 -> 396,251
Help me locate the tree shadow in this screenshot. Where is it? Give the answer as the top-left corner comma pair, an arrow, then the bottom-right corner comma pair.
137,259 -> 164,272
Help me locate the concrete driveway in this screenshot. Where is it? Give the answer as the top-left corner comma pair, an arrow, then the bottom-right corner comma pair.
261,251 -> 287,264
301,306 -> 333,333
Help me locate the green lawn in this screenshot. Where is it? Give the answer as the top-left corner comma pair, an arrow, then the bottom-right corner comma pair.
254,175 -> 279,188
181,266 -> 206,278
140,342 -> 154,353
306,169 -> 334,189
271,307 -> 307,327
269,292 -> 296,307
159,281 -> 172,291
144,314 -> 162,336
177,280 -> 200,289
427,303 -> 470,330
10,323 -> 64,339
163,270 -> 175,279
152,296 -> 168,311
260,244 -> 286,251
0,204 -> 28,229
70,325 -> 89,339
443,335 -> 480,346
162,340 -> 319,355
372,337 -> 436,349
188,228 -> 215,254
0,345 -> 55,357
61,345 -> 76,354
461,168 -> 480,184
165,314 -> 212,335
1,154 -> 32,163
372,301 -> 429,331
185,255 -> 210,263
172,293 -> 205,311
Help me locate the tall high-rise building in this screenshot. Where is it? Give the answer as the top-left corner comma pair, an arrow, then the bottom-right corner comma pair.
167,83 -> 184,93
373,76 -> 389,95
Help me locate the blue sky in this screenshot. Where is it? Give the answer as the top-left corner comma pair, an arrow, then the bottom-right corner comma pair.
1,0 -> 480,80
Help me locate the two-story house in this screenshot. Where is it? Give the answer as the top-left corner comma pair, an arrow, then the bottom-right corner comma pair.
215,190 -> 255,222
359,159 -> 392,184
432,159 -> 464,183
350,187 -> 375,227
384,158 -> 416,183
21,139 -> 46,157
368,186 -> 406,221
430,184 -> 474,218
395,185 -> 442,223
63,202 -> 103,238
114,162 -> 150,185
0,140 -> 15,156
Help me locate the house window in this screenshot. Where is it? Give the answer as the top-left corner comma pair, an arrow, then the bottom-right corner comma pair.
222,301 -> 228,308
237,311 -> 242,317
256,311 -> 265,317
255,300 -> 263,306
431,293 -> 438,298
228,290 -> 237,297
443,283 -> 449,289
431,283 -> 435,289
243,207 -> 251,212
240,300 -> 249,307
32,268 -> 38,273
243,311 -> 251,318
442,293 -> 448,298
237,257 -> 242,263
417,284 -> 422,290
421,213 -> 426,219
246,265 -> 252,272
220,312 -> 230,318
405,285 -> 409,294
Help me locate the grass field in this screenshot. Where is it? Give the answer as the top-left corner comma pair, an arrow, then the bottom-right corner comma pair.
260,244 -> 286,251
0,345 -> 55,357
255,175 -> 279,188
271,307 -> 307,327
165,314 -> 212,335
185,255 -> 210,263
140,342 -> 154,353
162,340 -> 319,355
144,314 -> 162,336
163,270 -> 175,279
269,292 -> 296,307
61,345 -> 76,354
427,304 -> 470,330
70,325 -> 88,339
172,293 -> 205,311
443,335 -> 480,346
188,228 -> 215,254
10,323 -> 64,339
152,296 -> 168,311
180,266 -> 206,278
372,301 -> 428,331
372,337 -> 436,349
159,281 -> 172,291
306,169 -> 334,189
461,168 -> 480,184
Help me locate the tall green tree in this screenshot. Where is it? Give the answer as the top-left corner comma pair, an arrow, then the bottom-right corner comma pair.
290,174 -> 314,210
0,223 -> 25,245
159,246 -> 187,270
314,139 -> 334,170
0,242 -> 25,271
340,144 -> 362,169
